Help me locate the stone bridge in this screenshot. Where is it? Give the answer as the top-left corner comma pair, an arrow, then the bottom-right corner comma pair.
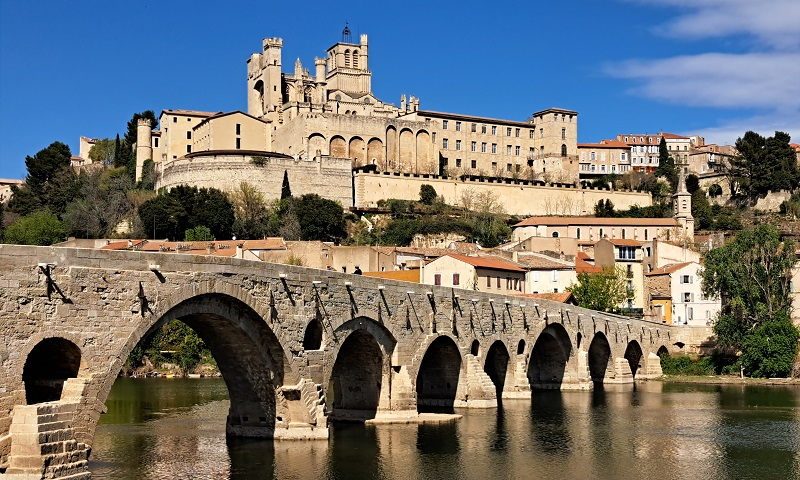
0,245 -> 710,479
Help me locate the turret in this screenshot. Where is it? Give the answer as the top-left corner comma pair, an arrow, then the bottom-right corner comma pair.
314,57 -> 326,83
247,37 -> 283,120
673,158 -> 694,240
135,119 -> 153,182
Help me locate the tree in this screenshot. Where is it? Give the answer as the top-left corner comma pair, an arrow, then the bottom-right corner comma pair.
3,211 -> 66,246
163,185 -> 235,240
568,267 -> 632,313
122,111 -> 158,179
594,199 -> 615,217
230,182 -> 273,239
686,174 -> 700,194
138,194 -> 185,239
0,202 -> 5,239
113,134 -> 123,168
691,188 -> 713,230
88,138 -> 116,166
419,184 -> 437,205
281,170 -> 292,200
9,142 -> 82,217
63,167 -> 135,238
730,131 -> 799,198
290,194 -> 346,241
138,160 -> 156,190
655,137 -> 677,189
701,225 -> 799,377
185,225 -> 213,241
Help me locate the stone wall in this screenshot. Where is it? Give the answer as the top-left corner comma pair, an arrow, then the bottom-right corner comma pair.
157,152 -> 352,206
0,245 -> 707,478
354,171 -> 653,216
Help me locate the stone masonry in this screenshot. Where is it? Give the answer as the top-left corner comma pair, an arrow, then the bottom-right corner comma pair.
0,245 -> 709,478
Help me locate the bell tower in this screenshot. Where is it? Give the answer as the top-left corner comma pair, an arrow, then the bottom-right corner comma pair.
673,159 -> 694,240
325,24 -> 371,97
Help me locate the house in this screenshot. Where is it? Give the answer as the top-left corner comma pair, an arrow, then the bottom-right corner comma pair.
512,216 -> 681,243
594,238 -> 645,310
645,261 -> 719,325
421,253 -> 527,293
512,252 -> 576,294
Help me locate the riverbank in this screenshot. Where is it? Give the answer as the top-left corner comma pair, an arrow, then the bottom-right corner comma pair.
657,375 -> 800,385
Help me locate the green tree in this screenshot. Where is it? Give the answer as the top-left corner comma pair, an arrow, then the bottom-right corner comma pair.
138,195 -> 185,239
290,194 -> 346,241
654,137 -> 677,188
730,131 -> 799,198
88,138 -> 117,165
691,188 -> 713,230
113,134 -> 122,168
0,202 -> 5,239
568,267 -> 632,313
163,185 -> 235,240
686,174 -> 700,194
185,225 -> 213,241
122,111 -> 158,178
594,199 -> 615,217
138,159 -> 156,190
281,170 -> 292,200
63,167 -> 135,238
3,210 -> 66,245
419,184 -> 437,205
230,182 -> 273,239
9,142 -> 81,217
701,224 -> 799,377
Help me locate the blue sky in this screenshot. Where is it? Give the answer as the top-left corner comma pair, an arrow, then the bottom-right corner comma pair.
1,0 -> 798,179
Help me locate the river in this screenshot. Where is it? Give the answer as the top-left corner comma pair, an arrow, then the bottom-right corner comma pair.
90,378 -> 800,480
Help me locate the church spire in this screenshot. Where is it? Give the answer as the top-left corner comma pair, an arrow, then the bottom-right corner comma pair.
672,157 -> 694,241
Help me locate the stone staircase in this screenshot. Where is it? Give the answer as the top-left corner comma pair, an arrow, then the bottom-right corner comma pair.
4,401 -> 90,480
462,355 -> 497,407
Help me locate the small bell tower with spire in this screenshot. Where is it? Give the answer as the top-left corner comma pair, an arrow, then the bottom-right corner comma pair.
673,158 -> 694,241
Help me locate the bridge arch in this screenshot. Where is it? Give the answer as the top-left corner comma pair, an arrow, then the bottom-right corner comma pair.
528,323 -> 573,390
23,337 -> 82,405
483,340 -> 511,399
587,332 -> 612,386
415,335 -> 463,413
624,340 -> 645,378
324,316 -> 396,421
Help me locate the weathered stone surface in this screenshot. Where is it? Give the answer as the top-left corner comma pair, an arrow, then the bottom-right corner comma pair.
0,245 -> 709,479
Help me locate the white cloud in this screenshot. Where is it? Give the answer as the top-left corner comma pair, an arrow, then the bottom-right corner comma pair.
641,0 -> 800,49
608,52 -> 800,110
686,111 -> 800,145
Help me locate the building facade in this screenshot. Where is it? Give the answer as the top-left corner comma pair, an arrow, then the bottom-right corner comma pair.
577,140 -> 631,177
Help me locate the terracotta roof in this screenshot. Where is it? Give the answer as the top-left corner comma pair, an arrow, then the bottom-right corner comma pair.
577,140 -> 629,149
514,216 -> 678,227
514,253 -> 574,270
646,262 -> 693,276
444,253 -> 527,272
576,251 -> 602,274
162,109 -> 221,118
518,291 -> 576,304
608,239 -> 644,247
193,110 -> 271,130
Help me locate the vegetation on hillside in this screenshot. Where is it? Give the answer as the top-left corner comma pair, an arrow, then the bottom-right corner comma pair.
568,267 -> 633,313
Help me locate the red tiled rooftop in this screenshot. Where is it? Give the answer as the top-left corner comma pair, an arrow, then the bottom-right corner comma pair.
445,253 -> 527,272
645,262 -> 693,276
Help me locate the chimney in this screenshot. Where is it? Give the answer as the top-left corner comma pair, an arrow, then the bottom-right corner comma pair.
236,244 -> 243,259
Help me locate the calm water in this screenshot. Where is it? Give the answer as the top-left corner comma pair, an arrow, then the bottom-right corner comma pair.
91,378 -> 800,480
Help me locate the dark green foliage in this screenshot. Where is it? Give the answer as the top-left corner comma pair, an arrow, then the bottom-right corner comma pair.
0,202 -> 4,239
692,188 -> 713,229
708,184 -> 723,197
702,225 -> 799,377
136,320 -> 210,375
659,355 -> 715,376
9,142 -> 81,217
3,210 -> 66,245
655,137 -> 677,189
113,134 -> 122,168
185,225 -> 213,241
594,199 -> 615,217
730,131 -> 799,198
290,194 -> 346,241
139,186 -> 234,240
686,174 -> 699,194
138,160 -> 156,190
121,111 -> 158,179
419,184 -> 437,205
568,268 -> 633,313
64,167 -> 135,238
281,170 -> 292,200
380,216 -> 472,246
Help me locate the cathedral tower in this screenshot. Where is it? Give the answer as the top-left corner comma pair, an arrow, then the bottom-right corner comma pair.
673,159 -> 694,240
325,26 -> 371,96
247,37 -> 283,121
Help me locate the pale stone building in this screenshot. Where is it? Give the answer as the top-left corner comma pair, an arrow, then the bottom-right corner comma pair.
421,253 -> 527,294
614,132 -> 699,173
0,178 -> 24,203
645,261 -> 720,325
577,139 -> 631,178
512,216 -> 683,243
594,238 -> 646,310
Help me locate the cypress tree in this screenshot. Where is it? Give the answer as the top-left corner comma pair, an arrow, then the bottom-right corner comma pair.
281,170 -> 292,199
113,134 -> 122,168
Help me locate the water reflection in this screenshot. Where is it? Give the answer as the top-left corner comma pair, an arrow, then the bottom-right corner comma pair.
90,379 -> 800,480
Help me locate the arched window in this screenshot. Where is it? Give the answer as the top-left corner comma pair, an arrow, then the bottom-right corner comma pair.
470,340 -> 480,356
516,339 -> 526,355
353,49 -> 359,68
344,49 -> 351,67
561,144 -> 568,157
302,318 -> 323,350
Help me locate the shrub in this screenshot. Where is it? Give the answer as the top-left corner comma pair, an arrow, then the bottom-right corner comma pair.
740,318 -> 800,378
659,355 -> 715,376
184,225 -> 213,241
419,184 -> 437,205
3,210 -> 66,246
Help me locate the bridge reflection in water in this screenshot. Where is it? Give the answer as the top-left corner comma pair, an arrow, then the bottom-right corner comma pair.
89,378 -> 800,480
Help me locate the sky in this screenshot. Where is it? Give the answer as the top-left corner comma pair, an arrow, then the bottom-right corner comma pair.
0,0 -> 798,179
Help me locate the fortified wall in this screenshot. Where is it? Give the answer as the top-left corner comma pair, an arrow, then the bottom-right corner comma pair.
157,150 -> 352,206
354,171 -> 653,216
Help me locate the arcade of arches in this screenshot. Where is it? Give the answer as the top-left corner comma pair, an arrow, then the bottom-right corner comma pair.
314,127 -> 433,173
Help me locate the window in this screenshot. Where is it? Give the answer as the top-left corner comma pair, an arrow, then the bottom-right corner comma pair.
481,125 -> 487,134
515,146 -> 521,156
552,232 -> 559,238
576,227 -> 581,239
456,140 -> 462,151
453,273 -> 460,286
622,229 -> 626,239
529,130 -> 534,139
443,138 -> 449,149
515,128 -> 520,137
617,246 -> 636,260
561,127 -> 566,139
492,162 -> 498,170
496,277 -> 501,288
236,123 -> 241,135
506,278 -> 512,289
507,127 -> 512,136
551,270 -> 558,282
516,164 -> 521,172
506,145 -> 512,155
491,126 -> 497,135
561,144 -> 568,157
455,121 -> 462,132
644,229 -> 649,240
591,152 -> 596,161
487,276 -> 491,288
481,142 -> 487,153
186,145 -> 192,153
186,131 -> 192,140
173,117 -> 177,123
434,274 -> 441,286
540,128 -> 544,137
471,141 -> 477,152
506,163 -> 512,172
471,159 -> 477,168
236,138 -> 241,149
442,120 -> 448,129
683,292 -> 691,302
456,158 -> 462,168
471,123 -> 477,133
491,143 -> 497,154
681,275 -> 692,284
153,137 -> 159,147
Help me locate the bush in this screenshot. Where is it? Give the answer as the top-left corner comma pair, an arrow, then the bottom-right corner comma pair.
740,318 -> 800,378
3,210 -> 66,245
659,355 -> 715,376
419,184 -> 437,205
185,225 -> 213,241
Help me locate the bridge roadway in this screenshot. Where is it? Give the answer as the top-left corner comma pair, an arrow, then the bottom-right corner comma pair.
0,245 -> 711,479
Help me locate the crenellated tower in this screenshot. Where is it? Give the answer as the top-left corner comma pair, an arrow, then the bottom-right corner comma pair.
247,37 -> 284,122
